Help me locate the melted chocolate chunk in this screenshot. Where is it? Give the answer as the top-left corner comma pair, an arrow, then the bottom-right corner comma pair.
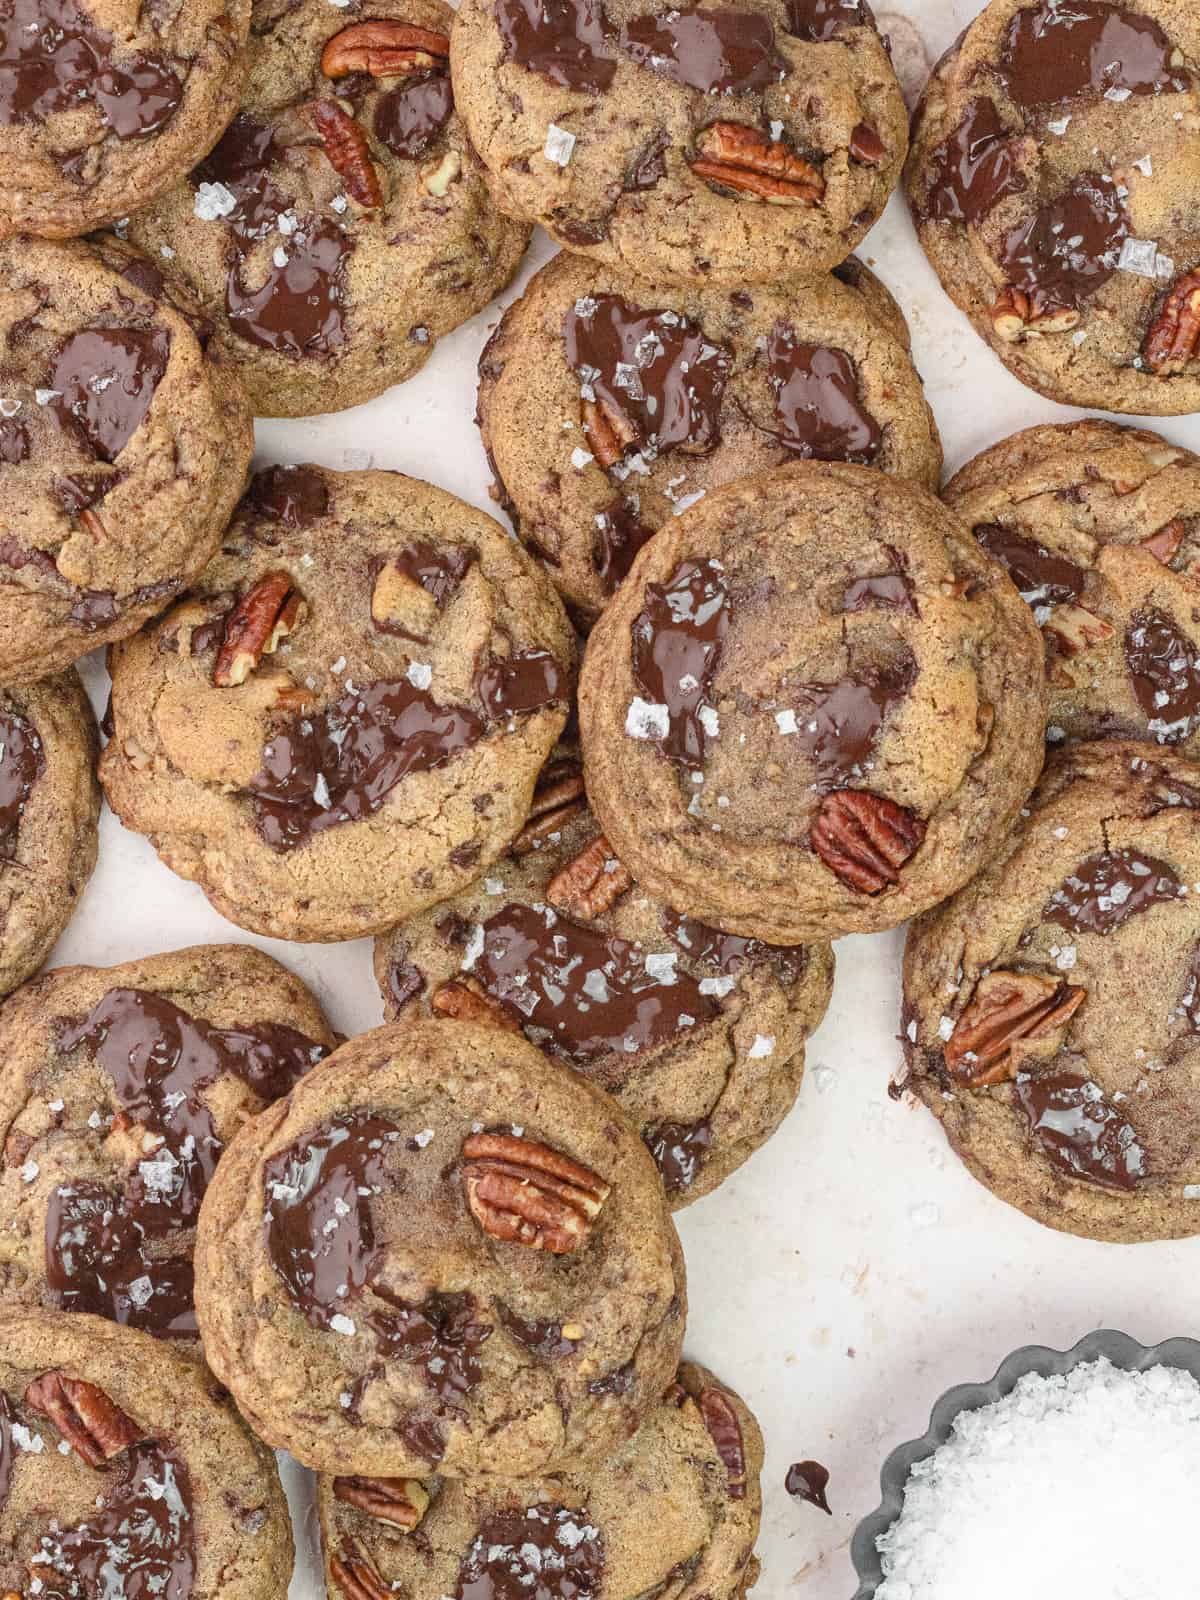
1045,847 -> 1181,935
368,1285 -> 491,1405
252,679 -> 484,852
387,958 -> 426,1010
785,657 -> 915,787
626,129 -> 670,189
1015,1070 -> 1145,1191
195,115 -> 288,242
375,74 -> 454,159
620,7 -> 785,94
495,0 -> 617,93
974,523 -> 1086,606
373,542 -> 475,637
477,651 -> 569,718
0,710 -> 45,859
921,97 -> 1022,225
455,1503 -> 604,1600
998,173 -> 1127,313
50,329 -> 170,463
631,557 -> 729,767
226,221 -> 351,360
496,1301 -> 580,1360
998,0 -> 1189,107
662,907 -> 805,981
0,1391 -> 13,1512
474,901 -> 718,1059
68,590 -> 120,630
786,1458 -> 831,1513
767,327 -> 881,464
786,0 -> 867,40
120,258 -> 166,300
562,293 -> 732,461
247,464 -> 330,528
842,568 -> 915,614
1178,945 -> 1200,1033
0,415 -> 30,463
594,496 -> 654,593
644,1118 -> 712,1193
587,1360 -> 634,1395
1125,609 -> 1200,742
93,52 -> 182,137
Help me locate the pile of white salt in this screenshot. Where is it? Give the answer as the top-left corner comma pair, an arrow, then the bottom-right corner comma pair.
876,1357 -> 1200,1599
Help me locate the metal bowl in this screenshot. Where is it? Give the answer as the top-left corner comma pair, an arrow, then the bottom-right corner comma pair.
849,1329 -> 1200,1598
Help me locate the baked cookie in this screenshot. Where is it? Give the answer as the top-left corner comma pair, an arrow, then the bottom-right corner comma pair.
0,671 -> 99,1000
374,750 -> 834,1205
580,463 -> 1048,944
0,1308 -> 292,1597
319,1360 -> 762,1600
477,251 -> 943,619
124,0 -> 530,417
0,944 -> 333,1340
0,1 -> 250,239
945,420 -> 1200,757
903,740 -> 1200,1243
194,1018 -> 686,1479
450,0 -> 908,284
905,0 -> 1200,413
99,465 -> 575,942
0,234 -> 254,684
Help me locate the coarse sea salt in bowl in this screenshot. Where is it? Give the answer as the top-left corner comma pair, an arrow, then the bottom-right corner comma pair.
849,1329 -> 1200,1600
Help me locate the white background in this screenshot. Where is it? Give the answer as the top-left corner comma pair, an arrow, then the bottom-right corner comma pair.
59,0 -> 1200,1593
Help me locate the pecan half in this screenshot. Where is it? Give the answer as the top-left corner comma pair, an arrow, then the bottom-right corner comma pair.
462,1132 -> 611,1253
213,571 -> 305,687
311,99 -> 383,208
332,1475 -> 430,1530
1142,518 -> 1186,565
697,1386 -> 747,1500
990,286 -> 1080,341
330,1542 -> 391,1600
431,977 -> 521,1033
24,1372 -> 141,1468
1042,603 -> 1114,657
321,20 -> 450,79
848,121 -> 885,166
581,395 -> 639,468
811,790 -> 925,894
943,970 -> 1086,1087
510,760 -> 587,856
690,122 -> 825,205
1142,271 -> 1200,375
546,834 -> 633,918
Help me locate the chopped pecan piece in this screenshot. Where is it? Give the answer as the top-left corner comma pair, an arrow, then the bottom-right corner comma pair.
1042,603 -> 1114,657
1141,518 -> 1186,565
811,790 -> 925,894
312,99 -> 383,208
546,834 -> 633,918
510,760 -> 587,856
420,149 -> 461,196
581,395 -> 639,468
431,978 -> 521,1033
24,1372 -> 141,1468
943,970 -> 1086,1087
332,1475 -> 430,1529
990,286 -> 1080,341
79,508 -> 106,544
330,1542 -> 391,1600
848,121 -> 885,166
321,20 -> 450,78
213,570 -> 305,687
462,1131 -> 611,1254
1142,271 -> 1200,375
697,1386 -> 747,1500
690,122 -> 825,205
371,559 -> 440,639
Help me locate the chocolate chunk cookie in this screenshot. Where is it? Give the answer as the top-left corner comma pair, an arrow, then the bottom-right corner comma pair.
0,234 -> 254,684
903,740 -> 1200,1242
580,463 -> 1048,943
0,671 -> 99,1000
906,0 -> 1200,413
374,749 -> 834,1205
194,1018 -> 686,1478
319,1360 -> 761,1600
477,251 -> 943,620
450,0 -> 908,284
0,1308 -> 292,1597
99,465 -> 575,942
0,1 -> 250,239
0,944 -> 333,1340
124,0 -> 530,417
945,420 -> 1200,758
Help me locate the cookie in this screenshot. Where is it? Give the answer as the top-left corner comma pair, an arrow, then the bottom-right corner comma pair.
0,671 -> 99,1000
123,0 -> 530,417
580,462 -> 1048,944
905,0 -> 1200,413
477,251 -> 943,620
903,740 -> 1200,1243
194,1018 -> 687,1479
449,0 -> 908,284
944,420 -> 1200,758
374,749 -> 834,1205
0,1 -> 250,239
99,465 -> 575,942
0,234 -> 254,685
319,1360 -> 762,1600
0,944 -> 334,1340
0,1308 -> 292,1597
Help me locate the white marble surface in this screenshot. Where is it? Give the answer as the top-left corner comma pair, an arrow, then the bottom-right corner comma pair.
59,0 -> 1200,1593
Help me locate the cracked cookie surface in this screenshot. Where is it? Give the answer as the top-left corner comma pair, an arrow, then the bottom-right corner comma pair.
99,465 -> 575,943
194,1018 -> 687,1479
450,0 -> 907,284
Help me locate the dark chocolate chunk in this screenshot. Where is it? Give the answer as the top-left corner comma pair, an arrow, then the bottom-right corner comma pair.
494,0 -> 617,93
1125,609 -> 1200,742
920,97 -> 1022,225
767,326 -> 882,464
997,172 -> 1127,314
374,73 -> 454,159
786,1458 -> 831,1513
998,0 -> 1190,107
0,710 -> 45,859
50,329 -> 171,462
620,6 -> 785,94
1015,1070 -> 1145,1190
630,557 -> 729,767
454,1503 -> 604,1600
974,523 -> 1086,606
1044,847 -> 1182,935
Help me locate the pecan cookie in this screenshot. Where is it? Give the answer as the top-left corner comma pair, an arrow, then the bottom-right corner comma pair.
0,234 -> 254,685
449,0 -> 907,284
195,1018 -> 686,1479
318,1360 -> 761,1600
99,465 -> 575,942
905,0 -> 1200,413
580,463 -> 1047,944
0,671 -> 99,1000
0,944 -> 333,1340
477,251 -> 943,620
123,0 -> 529,417
945,420 -> 1200,758
0,0 -> 250,238
903,740 -> 1200,1243
374,750 -> 834,1205
0,1308 -> 292,1597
